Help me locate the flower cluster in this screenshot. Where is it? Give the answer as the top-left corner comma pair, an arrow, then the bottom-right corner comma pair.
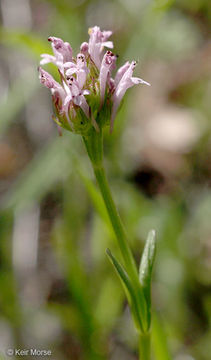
39,26 -> 150,135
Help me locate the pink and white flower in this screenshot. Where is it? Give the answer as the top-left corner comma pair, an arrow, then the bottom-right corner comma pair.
99,51 -> 116,105
39,67 -> 65,101
80,42 -> 89,55
111,61 -> 150,131
88,26 -> 113,69
64,75 -> 90,118
65,53 -> 89,89
114,61 -> 130,87
48,36 -> 72,63
40,36 -> 72,73
39,26 -> 150,134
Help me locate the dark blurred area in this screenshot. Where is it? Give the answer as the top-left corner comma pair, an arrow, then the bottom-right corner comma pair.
0,0 -> 210,359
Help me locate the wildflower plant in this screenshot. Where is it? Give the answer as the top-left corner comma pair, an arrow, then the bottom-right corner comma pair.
39,26 -> 156,359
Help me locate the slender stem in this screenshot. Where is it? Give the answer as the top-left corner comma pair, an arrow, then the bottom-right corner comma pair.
83,130 -> 150,355
92,161 -> 148,332
83,129 -> 138,278
139,333 -> 151,360
93,165 -> 138,279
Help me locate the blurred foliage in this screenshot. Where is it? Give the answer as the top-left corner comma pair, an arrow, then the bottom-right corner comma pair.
0,0 -> 210,359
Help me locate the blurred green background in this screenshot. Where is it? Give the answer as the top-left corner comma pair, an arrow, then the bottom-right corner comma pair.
0,0 -> 210,359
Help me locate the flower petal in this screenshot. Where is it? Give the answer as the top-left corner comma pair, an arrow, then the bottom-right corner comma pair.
48,36 -> 72,63
99,51 -> 116,105
114,61 -> 130,86
66,67 -> 77,76
88,26 -> 113,69
132,77 -> 151,86
40,54 -> 56,65
101,41 -> 113,49
110,61 -> 150,132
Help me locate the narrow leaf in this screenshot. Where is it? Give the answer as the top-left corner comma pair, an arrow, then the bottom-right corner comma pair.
106,248 -> 144,332
139,230 -> 156,290
139,230 -> 156,326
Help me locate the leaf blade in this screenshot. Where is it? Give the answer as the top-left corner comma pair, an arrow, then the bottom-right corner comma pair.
106,248 -> 144,332
139,230 -> 156,327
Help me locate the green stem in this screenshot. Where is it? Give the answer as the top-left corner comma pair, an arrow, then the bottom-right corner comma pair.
83,129 -> 149,347
139,333 -> 151,360
83,129 -> 137,280
93,165 -> 137,279
92,162 -> 149,333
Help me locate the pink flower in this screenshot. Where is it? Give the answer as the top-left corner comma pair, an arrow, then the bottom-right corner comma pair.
65,53 -> 89,89
38,27 -> 150,134
48,36 -> 72,63
111,61 -> 150,131
114,61 -> 130,87
80,42 -> 89,55
99,51 -> 116,105
39,67 -> 65,99
40,37 -> 72,73
64,75 -> 90,118
39,67 -> 57,88
88,26 -> 113,69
